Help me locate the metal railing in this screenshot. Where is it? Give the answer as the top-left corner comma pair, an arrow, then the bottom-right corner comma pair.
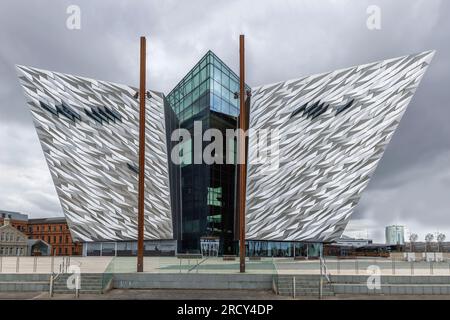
319,256 -> 332,299
3,255 -> 447,276
101,272 -> 114,294
0,255 -> 73,273
49,272 -> 61,297
48,256 -> 79,298
187,257 -> 209,273
325,256 -> 450,276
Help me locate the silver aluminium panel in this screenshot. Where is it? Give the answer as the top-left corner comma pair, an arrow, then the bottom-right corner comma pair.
246,51 -> 434,242
17,66 -> 174,242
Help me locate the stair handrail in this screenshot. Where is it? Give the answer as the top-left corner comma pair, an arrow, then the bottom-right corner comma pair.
188,256 -> 208,273
49,256 -> 74,297
49,270 -> 62,297
319,255 -> 332,300
320,256 -> 332,283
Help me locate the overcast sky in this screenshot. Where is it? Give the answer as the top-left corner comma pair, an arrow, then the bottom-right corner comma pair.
0,0 -> 449,242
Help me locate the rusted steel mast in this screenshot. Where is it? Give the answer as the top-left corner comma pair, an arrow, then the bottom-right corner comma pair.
238,34 -> 247,273
137,36 -> 146,273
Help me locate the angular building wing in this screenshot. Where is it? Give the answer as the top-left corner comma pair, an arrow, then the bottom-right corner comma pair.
246,51 -> 434,242
16,49 -> 434,256
17,66 -> 176,242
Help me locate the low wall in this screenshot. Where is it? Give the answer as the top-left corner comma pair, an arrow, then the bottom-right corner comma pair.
113,273 -> 273,290
390,252 -> 450,260
0,274 -> 50,292
330,274 -> 450,284
3,272 -> 450,295
330,274 -> 450,295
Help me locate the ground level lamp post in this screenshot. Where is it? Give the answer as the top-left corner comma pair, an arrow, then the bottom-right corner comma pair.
409,233 -> 418,252
425,233 -> 434,253
437,233 -> 446,253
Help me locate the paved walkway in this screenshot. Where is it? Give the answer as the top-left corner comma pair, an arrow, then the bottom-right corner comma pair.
1,256 -> 449,276
0,256 -> 113,273
3,289 -> 450,300
0,289 -> 280,300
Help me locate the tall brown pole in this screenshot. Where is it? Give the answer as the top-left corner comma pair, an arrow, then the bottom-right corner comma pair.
238,34 -> 247,273
137,36 -> 146,273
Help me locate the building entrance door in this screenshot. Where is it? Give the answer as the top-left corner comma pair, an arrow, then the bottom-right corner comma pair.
200,237 -> 220,257
101,242 -> 116,256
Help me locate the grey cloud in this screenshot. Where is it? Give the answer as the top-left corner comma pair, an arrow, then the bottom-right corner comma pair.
0,0 -> 449,235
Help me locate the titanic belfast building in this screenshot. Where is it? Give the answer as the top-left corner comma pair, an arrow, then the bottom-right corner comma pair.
17,50 -> 434,257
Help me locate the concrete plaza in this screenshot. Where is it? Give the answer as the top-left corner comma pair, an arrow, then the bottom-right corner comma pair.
1,256 -> 449,276
3,289 -> 450,300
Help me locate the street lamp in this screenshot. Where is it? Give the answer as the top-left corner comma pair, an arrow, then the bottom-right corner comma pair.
409,233 -> 418,252
437,233 -> 446,252
425,233 -> 434,252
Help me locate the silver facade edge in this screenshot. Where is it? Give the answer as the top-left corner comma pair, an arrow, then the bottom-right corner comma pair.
17,66 -> 174,242
246,51 -> 434,242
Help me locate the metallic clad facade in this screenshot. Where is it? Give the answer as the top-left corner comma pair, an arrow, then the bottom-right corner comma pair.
246,51 -> 434,242
17,66 -> 174,242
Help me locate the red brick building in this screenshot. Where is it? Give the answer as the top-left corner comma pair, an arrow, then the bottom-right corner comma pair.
25,217 -> 82,256
0,210 -> 82,256
0,210 -> 28,233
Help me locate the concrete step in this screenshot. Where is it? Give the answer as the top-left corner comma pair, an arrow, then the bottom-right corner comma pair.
53,287 -> 102,291
56,275 -> 103,279
279,282 -> 323,287
277,281 -> 333,287
278,287 -> 334,292
53,284 -> 102,289
278,292 -> 334,296
53,282 -> 102,286
278,279 -> 322,283
54,280 -> 102,284
276,276 -> 335,296
53,289 -> 103,294
277,289 -> 334,296
52,274 -> 104,294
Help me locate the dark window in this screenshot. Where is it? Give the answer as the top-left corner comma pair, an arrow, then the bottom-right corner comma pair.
336,99 -> 355,115
127,163 -> 139,174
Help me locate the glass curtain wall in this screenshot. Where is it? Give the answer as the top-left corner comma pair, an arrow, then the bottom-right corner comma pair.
167,51 -> 249,254
167,50 -> 242,121
246,241 -> 324,258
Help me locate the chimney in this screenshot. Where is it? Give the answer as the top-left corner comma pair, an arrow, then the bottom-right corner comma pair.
3,217 -> 11,226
